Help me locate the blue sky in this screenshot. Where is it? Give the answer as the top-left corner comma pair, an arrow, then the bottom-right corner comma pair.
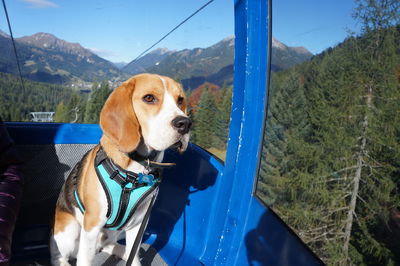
274,0 -> 359,54
0,0 -> 360,63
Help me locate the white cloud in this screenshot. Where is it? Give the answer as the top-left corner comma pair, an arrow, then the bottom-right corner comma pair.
20,0 -> 58,8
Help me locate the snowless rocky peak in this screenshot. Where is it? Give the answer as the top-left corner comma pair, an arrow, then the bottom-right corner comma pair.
151,48 -> 173,55
17,32 -> 92,57
0,29 -> 10,38
272,37 -> 287,50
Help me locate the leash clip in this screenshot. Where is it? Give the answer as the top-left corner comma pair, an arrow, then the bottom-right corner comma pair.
145,159 -> 151,170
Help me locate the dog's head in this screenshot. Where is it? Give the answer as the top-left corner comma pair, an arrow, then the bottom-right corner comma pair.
100,73 -> 191,154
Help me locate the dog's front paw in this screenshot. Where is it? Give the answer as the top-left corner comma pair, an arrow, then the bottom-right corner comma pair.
101,243 -> 126,259
51,258 -> 72,266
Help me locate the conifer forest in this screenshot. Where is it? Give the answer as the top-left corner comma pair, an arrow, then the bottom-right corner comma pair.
258,1 -> 400,264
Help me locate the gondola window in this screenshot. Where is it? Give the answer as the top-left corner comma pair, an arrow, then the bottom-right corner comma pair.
0,0 -> 234,161
256,0 -> 400,265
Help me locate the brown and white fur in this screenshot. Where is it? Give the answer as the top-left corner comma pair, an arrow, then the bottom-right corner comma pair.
50,73 -> 191,266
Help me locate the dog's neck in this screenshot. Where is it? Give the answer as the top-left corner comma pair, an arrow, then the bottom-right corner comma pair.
100,136 -> 159,171
132,141 -> 157,160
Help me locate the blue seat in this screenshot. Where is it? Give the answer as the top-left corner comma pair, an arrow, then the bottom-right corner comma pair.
7,122 -> 321,265
7,123 -> 224,265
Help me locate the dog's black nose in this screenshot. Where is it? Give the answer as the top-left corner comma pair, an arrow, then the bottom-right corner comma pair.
172,116 -> 192,134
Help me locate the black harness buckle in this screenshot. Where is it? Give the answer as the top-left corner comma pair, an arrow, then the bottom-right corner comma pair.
122,183 -> 134,193
109,170 -> 119,180
126,172 -> 136,183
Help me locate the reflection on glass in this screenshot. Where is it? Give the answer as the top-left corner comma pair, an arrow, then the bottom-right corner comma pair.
0,0 -> 233,160
257,0 -> 400,265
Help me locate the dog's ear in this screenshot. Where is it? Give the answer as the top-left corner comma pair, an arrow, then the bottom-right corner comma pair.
100,78 -> 141,153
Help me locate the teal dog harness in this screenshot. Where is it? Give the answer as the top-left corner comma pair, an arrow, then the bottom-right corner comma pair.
74,148 -> 161,231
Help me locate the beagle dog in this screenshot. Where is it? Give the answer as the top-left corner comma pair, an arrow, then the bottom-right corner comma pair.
50,73 -> 191,266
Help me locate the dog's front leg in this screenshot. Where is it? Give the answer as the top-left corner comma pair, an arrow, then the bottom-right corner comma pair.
76,223 -> 102,266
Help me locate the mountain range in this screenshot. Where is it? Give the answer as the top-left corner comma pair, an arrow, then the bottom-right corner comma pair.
122,36 -> 312,90
0,30 -> 313,89
139,36 -> 235,79
0,31 -> 127,85
123,48 -> 174,74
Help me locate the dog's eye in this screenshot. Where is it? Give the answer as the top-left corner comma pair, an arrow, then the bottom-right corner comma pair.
143,94 -> 156,103
177,96 -> 184,106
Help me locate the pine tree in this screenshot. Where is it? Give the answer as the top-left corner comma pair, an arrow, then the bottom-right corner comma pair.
77,96 -> 87,123
192,86 -> 218,149
84,81 -> 112,124
66,94 -> 81,123
343,1 -> 400,264
302,47 -> 364,264
259,70 -> 311,205
54,101 -> 68,123
215,85 -> 232,150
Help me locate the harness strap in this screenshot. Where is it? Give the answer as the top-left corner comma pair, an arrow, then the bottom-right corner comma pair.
73,147 -> 162,231
74,190 -> 85,213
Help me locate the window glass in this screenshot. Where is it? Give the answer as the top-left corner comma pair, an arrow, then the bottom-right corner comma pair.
256,0 -> 400,265
0,0 -> 233,160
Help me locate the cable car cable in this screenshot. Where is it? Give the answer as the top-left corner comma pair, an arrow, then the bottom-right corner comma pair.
1,0 -> 25,92
129,0 -> 214,64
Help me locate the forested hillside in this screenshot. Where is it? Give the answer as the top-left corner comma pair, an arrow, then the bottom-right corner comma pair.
258,13 -> 400,266
0,73 -> 73,121
53,81 -> 112,124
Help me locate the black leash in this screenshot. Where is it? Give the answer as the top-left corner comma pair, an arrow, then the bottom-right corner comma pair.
126,193 -> 157,265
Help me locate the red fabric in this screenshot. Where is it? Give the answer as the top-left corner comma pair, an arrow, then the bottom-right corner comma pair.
0,120 -> 23,265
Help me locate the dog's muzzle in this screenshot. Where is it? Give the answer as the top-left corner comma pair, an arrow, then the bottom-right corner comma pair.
171,116 -> 192,135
